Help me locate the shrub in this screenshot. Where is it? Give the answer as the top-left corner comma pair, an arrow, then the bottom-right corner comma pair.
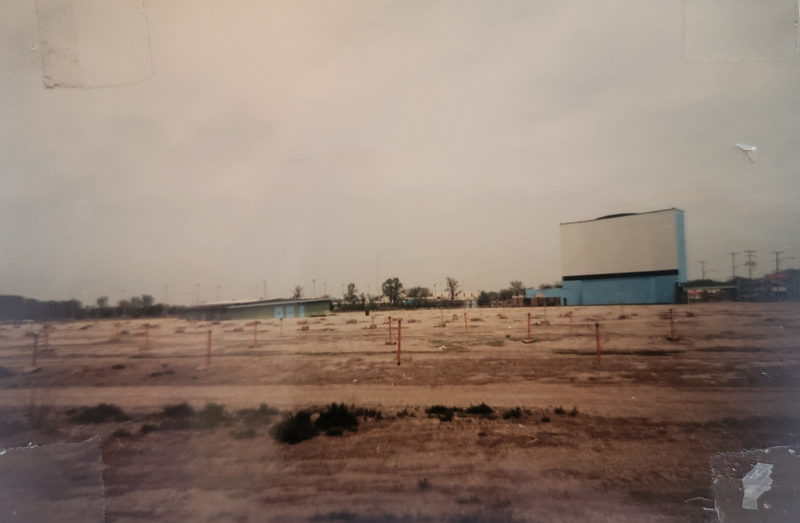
553,406 -> 566,415
353,407 -> 382,420
231,428 -> 257,439
111,428 -> 133,438
140,423 -> 158,434
426,405 -> 458,422
502,407 -> 523,420
540,416 -> 551,423
396,408 -> 415,418
271,411 -> 318,444
569,406 -> 579,417
417,478 -> 431,491
194,403 -> 229,429
161,403 -> 195,418
149,369 -> 175,378
25,402 -> 55,431
237,403 -> 280,425
69,403 -> 130,424
111,364 -> 126,370
465,403 -> 494,416
315,403 -> 358,432
310,512 -> 359,522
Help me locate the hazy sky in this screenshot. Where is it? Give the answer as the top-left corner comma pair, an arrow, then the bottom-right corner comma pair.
2,0 -> 799,304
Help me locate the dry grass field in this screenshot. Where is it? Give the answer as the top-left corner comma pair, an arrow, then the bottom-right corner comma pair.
1,302 -> 800,522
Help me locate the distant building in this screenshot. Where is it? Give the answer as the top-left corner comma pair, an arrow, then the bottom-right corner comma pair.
527,208 -> 687,305
186,297 -> 332,320
685,283 -> 737,302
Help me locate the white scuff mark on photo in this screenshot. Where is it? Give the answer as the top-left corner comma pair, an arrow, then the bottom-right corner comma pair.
735,143 -> 758,162
741,462 -> 773,510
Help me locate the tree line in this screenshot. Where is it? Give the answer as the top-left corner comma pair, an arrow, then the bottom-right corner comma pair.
0,294 -> 183,321
336,276 -> 464,311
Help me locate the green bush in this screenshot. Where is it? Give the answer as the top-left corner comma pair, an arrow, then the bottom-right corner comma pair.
353,407 -> 382,420
237,403 -> 280,425
315,403 -> 358,432
271,411 -> 318,444
69,403 -> 130,424
231,428 -> 257,439
140,423 -> 159,434
161,402 -> 195,418
465,403 -> 493,416
193,402 -> 229,429
426,405 -> 459,422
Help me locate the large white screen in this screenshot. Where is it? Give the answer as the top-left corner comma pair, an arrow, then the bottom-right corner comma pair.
561,210 -> 679,277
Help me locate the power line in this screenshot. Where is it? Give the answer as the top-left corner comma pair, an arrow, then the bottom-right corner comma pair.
744,250 -> 757,279
772,250 -> 784,273
729,252 -> 738,280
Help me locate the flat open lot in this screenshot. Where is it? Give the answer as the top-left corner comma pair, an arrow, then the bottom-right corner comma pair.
2,302 -> 800,522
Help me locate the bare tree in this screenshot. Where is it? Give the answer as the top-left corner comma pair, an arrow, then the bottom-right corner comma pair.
509,281 -> 525,296
446,277 -> 460,301
96,296 -> 109,308
293,285 -> 303,299
344,283 -> 359,304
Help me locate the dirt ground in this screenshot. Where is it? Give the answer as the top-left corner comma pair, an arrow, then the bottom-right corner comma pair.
1,302 -> 800,522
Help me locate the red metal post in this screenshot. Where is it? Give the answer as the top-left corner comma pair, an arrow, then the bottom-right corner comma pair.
206,329 -> 212,367
669,308 -> 675,339
527,312 -> 531,339
388,315 -> 393,344
32,333 -> 39,367
396,319 -> 402,366
595,322 -> 602,360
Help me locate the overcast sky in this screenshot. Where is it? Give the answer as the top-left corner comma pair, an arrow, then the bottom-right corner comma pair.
2,0 -> 799,304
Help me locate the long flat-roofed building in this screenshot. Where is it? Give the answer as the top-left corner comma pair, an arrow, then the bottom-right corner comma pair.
186,297 -> 332,320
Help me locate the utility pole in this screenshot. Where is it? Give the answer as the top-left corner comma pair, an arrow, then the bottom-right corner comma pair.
772,251 -> 784,273
729,252 -> 738,280
262,280 -> 267,300
744,250 -> 757,279
698,260 -> 707,280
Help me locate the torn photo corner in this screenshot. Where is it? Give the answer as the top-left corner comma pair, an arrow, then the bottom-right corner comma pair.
711,446 -> 800,522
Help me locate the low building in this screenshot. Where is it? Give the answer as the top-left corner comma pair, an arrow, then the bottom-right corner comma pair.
685,284 -> 737,302
186,297 -> 332,320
